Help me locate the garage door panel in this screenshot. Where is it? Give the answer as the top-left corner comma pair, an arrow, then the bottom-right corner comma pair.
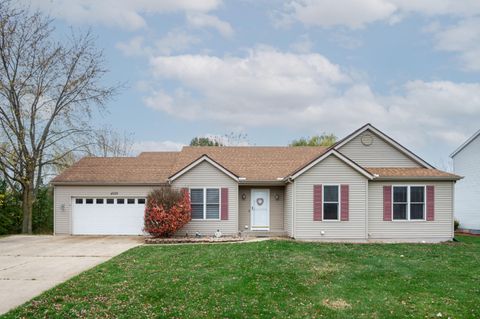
72,198 -> 145,235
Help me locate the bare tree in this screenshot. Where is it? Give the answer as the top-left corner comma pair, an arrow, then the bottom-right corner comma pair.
0,1 -> 116,233
49,128 -> 133,177
86,127 -> 133,157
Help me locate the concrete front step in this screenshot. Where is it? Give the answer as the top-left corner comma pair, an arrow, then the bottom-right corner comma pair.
241,231 -> 289,238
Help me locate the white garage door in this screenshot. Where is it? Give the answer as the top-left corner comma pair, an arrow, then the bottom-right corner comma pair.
72,197 -> 146,235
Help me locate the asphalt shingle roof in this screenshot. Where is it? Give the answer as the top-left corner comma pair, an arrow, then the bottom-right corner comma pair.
51,147 -> 461,184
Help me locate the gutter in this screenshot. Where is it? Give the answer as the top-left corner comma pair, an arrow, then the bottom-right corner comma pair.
372,176 -> 463,181
50,182 -> 170,186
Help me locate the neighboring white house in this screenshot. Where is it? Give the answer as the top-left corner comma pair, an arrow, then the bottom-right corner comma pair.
451,129 -> 480,233
52,124 -> 461,242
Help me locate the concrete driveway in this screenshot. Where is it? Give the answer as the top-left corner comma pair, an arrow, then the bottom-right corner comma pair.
0,235 -> 143,315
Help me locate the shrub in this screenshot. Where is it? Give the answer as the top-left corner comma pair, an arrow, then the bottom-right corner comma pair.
144,187 -> 191,238
454,219 -> 460,231
33,187 -> 53,234
0,180 -> 53,235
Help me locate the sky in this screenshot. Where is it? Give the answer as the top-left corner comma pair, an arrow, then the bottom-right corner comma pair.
21,0 -> 480,168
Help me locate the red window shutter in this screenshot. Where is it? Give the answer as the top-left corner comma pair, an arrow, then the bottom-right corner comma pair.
426,185 -> 435,221
313,185 -> 322,221
221,188 -> 229,220
383,186 -> 392,221
340,184 -> 349,221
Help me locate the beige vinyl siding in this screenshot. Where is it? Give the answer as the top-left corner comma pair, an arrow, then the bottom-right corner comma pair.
294,155 -> 368,240
368,181 -> 454,241
172,161 -> 238,236
238,186 -> 284,232
284,183 -> 293,236
338,129 -> 421,168
54,185 -> 155,235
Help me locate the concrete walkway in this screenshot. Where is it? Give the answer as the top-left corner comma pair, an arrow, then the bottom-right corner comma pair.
0,235 -> 143,315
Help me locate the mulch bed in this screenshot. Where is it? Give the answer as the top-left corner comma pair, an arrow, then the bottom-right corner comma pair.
145,236 -> 245,244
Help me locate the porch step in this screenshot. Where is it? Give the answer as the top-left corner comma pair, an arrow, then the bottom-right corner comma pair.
241,231 -> 289,238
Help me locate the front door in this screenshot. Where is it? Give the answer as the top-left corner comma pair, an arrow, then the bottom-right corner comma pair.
251,189 -> 269,231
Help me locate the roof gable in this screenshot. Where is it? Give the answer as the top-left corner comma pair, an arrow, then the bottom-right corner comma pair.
334,124 -> 434,169
450,129 -> 480,158
289,149 -> 374,180
168,155 -> 239,182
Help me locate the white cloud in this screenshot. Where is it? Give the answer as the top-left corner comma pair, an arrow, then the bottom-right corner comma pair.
155,30 -> 201,55
186,13 -> 234,37
329,32 -> 363,49
279,1 -> 480,71
432,18 -> 480,71
24,0 -> 222,30
282,0 -> 480,29
132,140 -> 184,153
144,48 -> 480,153
116,30 -> 201,57
287,0 -> 397,29
147,47 -> 349,124
116,36 -> 147,57
290,34 -> 313,53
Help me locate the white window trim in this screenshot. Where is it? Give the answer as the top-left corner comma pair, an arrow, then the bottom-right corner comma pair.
189,187 -> 221,221
323,184 -> 341,221
392,185 -> 426,221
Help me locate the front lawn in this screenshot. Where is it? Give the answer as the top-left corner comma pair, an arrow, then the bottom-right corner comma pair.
4,236 -> 480,318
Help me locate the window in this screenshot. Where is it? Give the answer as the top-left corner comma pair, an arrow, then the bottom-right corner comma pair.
191,189 -> 204,219
75,198 -> 83,204
117,198 -> 125,204
393,186 -> 425,221
137,198 -> 146,204
85,198 -> 93,204
323,185 -> 339,220
206,189 -> 220,219
410,186 -> 425,220
106,198 -> 114,204
393,186 -> 407,220
190,188 -> 220,220
96,198 -> 104,204
127,198 -> 135,204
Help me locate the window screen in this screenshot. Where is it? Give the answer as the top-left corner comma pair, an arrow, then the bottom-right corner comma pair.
323,185 -> 339,220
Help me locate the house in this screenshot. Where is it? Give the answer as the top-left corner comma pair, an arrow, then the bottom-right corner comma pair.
450,129 -> 480,234
51,124 -> 461,242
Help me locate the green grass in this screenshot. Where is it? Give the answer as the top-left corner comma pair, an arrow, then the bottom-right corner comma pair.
4,236 -> 480,319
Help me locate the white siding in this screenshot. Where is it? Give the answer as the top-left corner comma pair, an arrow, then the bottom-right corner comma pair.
294,155 -> 368,240
338,129 -> 421,168
172,161 -> 238,236
453,135 -> 480,231
284,183 -> 293,237
368,181 -> 454,241
54,185 -> 155,235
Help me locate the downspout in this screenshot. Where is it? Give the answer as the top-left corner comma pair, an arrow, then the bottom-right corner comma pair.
452,181 -> 455,240
53,186 -> 56,236
365,174 -> 378,241
365,179 -> 368,241
292,179 -> 296,238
